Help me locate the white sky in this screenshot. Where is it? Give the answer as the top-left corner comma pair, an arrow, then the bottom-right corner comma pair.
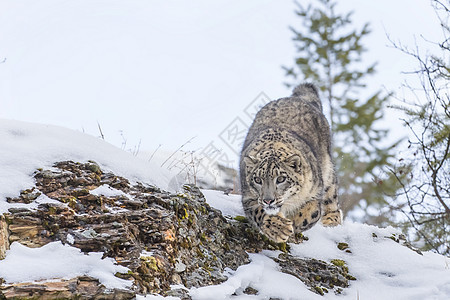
0,0 -> 441,168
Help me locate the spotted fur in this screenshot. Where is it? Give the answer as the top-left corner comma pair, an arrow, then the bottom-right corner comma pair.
240,83 -> 342,243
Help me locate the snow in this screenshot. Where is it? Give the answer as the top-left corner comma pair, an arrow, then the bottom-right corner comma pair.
0,119 -> 179,290
187,223 -> 450,300
1,119 -> 449,298
201,189 -> 244,217
200,190 -> 450,300
136,295 -> 182,300
140,250 -> 155,258
66,233 -> 75,245
136,149 -> 238,192
0,241 -> 132,290
91,184 -> 131,198
0,119 -> 177,211
288,223 -> 450,300
190,253 -> 318,300
0,192 -> 67,215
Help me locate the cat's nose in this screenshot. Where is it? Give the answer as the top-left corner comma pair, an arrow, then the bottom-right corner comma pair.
263,198 -> 275,205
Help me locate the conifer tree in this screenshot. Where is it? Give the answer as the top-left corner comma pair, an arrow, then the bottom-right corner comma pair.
283,0 -> 401,223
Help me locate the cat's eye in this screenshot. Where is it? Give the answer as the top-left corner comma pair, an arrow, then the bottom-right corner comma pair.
276,176 -> 286,184
253,176 -> 262,185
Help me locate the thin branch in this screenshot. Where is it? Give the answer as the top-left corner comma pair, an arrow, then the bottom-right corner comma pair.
430,135 -> 450,213
97,122 -> 105,140
161,136 -> 196,168
148,144 -> 162,162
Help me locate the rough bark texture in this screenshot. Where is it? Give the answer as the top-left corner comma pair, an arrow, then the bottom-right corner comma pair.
0,161 -> 354,299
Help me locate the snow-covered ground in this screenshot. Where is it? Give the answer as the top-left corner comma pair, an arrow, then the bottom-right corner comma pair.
1,119 -> 449,299
0,241 -> 132,289
190,221 -> 450,300
0,119 -> 234,210
196,190 -> 450,300
0,119 -> 175,202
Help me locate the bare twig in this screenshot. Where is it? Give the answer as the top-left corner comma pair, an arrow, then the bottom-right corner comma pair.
386,0 -> 450,255
97,122 -> 105,140
133,139 -> 142,157
148,144 -> 162,162
161,136 -> 196,168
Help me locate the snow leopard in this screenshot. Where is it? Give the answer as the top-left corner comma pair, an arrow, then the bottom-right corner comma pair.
239,83 -> 342,243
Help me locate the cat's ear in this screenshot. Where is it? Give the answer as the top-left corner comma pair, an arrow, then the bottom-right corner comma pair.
243,155 -> 258,167
285,155 -> 301,172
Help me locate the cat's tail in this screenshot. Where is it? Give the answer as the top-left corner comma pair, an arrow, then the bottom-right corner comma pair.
292,83 -> 323,111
